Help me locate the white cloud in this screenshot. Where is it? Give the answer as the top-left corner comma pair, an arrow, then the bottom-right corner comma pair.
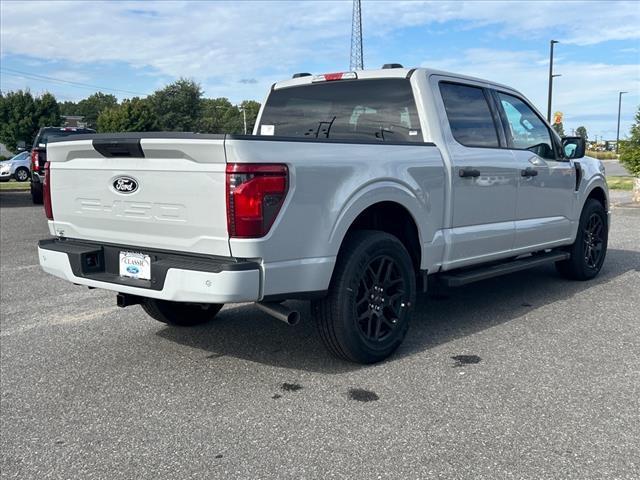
2,1 -> 638,80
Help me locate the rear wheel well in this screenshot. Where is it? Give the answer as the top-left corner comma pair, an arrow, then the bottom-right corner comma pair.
586,187 -> 607,211
345,202 -> 421,270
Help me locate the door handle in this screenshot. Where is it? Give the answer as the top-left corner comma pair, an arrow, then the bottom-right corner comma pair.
521,167 -> 538,177
459,168 -> 480,178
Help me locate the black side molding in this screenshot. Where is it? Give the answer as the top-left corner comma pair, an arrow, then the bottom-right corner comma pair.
93,138 -> 145,158
574,162 -> 582,191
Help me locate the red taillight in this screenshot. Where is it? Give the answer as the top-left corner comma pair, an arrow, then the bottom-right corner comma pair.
43,161 -> 53,220
31,149 -> 40,173
226,163 -> 288,238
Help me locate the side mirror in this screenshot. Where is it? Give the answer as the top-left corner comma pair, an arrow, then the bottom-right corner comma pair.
562,136 -> 585,159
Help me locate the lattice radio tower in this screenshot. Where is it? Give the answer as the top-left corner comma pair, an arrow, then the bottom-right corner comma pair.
350,0 -> 364,70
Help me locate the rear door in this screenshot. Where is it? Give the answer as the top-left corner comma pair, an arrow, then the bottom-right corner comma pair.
493,91 -> 576,249
47,134 -> 230,256
435,80 -> 518,267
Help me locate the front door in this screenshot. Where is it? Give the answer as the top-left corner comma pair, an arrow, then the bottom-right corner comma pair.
495,91 -> 576,250
437,81 -> 519,268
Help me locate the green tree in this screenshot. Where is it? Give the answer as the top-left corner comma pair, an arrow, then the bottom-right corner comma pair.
97,97 -> 156,133
217,100 -> 262,134
59,100 -> 79,116
198,97 -> 234,133
76,92 -> 118,128
552,122 -> 565,137
0,90 -> 36,151
619,105 -> 640,202
0,90 -> 61,151
34,92 -> 61,128
149,79 -> 202,131
575,126 -> 588,141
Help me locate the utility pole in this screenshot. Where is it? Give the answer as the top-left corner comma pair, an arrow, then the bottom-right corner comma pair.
616,91 -> 627,154
547,40 -> 560,123
350,0 -> 364,70
242,107 -> 247,135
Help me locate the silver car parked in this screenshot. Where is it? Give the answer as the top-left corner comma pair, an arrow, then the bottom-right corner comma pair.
0,151 -> 31,182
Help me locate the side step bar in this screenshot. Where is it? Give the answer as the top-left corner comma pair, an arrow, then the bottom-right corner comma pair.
439,251 -> 570,287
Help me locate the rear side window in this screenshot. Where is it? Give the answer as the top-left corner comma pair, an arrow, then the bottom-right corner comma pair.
258,79 -> 423,142
439,82 -> 499,148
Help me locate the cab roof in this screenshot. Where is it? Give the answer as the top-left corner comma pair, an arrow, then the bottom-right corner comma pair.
274,67 -> 515,93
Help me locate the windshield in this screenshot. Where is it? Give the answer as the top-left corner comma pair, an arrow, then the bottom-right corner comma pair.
2,151 -> 29,163
258,79 -> 423,142
11,151 -> 29,162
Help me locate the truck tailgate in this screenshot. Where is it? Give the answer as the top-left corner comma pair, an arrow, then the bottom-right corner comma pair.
47,135 -> 230,257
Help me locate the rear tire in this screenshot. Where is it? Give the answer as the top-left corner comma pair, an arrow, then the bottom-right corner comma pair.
313,230 -> 416,364
556,198 -> 608,280
31,182 -> 43,204
142,299 -> 223,326
15,167 -> 30,182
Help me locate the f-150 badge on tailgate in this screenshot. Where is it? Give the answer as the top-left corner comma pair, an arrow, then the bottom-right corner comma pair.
113,177 -> 138,194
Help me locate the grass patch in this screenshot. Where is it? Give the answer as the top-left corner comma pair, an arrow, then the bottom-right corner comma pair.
607,176 -> 634,191
587,150 -> 618,160
0,180 -> 30,191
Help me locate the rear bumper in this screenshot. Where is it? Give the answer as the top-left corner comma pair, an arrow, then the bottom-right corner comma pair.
38,238 -> 261,303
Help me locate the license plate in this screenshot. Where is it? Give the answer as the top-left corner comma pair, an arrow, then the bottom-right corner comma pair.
119,251 -> 151,280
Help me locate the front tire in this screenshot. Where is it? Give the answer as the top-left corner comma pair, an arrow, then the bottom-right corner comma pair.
556,198 -> 608,280
313,230 -> 416,364
142,299 -> 223,326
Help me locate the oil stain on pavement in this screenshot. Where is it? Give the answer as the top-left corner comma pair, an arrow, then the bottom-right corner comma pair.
451,355 -> 482,367
348,388 -> 379,402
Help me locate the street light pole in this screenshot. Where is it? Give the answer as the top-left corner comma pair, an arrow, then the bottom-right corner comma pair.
616,91 -> 628,154
547,40 -> 559,123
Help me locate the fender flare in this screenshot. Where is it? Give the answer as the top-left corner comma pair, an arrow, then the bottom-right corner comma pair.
327,180 -> 427,258
582,176 -> 609,210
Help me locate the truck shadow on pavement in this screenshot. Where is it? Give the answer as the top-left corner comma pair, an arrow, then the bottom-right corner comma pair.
0,191 -> 35,208
156,247 -> 639,374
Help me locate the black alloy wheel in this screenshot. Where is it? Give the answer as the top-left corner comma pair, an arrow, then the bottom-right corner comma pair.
355,254 -> 409,343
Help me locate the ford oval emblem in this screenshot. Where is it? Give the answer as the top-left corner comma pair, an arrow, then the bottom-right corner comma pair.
113,176 -> 138,194
127,265 -> 140,274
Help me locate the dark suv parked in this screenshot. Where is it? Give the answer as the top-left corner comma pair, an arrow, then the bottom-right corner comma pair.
30,126 -> 96,204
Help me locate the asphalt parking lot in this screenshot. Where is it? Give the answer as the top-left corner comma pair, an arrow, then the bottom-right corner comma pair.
1,191 -> 639,480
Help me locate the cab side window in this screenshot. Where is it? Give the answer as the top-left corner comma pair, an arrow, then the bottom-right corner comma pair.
497,92 -> 556,160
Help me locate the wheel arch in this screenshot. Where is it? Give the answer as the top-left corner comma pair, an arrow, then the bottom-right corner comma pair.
584,185 -> 608,211
329,184 -> 425,271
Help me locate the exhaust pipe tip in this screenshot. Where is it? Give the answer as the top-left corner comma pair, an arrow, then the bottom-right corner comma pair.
255,302 -> 300,326
286,310 -> 301,326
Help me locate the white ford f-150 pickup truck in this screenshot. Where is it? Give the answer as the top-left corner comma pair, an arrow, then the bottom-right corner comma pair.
38,66 -> 609,363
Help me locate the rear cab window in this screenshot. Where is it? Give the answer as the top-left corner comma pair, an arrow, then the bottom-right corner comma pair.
258,78 -> 423,142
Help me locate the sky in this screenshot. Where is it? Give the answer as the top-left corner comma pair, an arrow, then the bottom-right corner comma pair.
1,0 -> 639,140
